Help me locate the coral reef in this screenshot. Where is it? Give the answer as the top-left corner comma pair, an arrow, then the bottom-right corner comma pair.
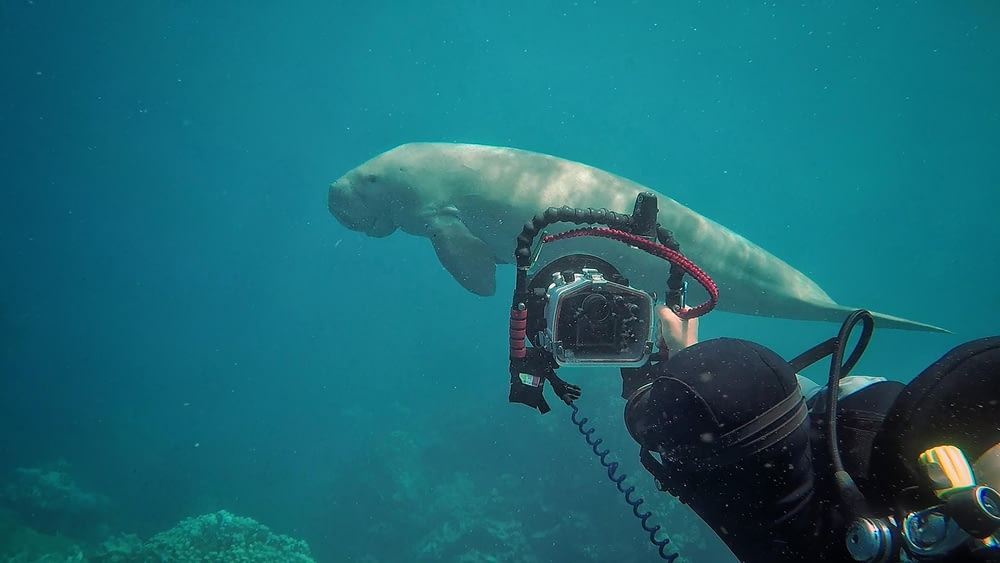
90,533 -> 144,562
1,460 -> 110,540
413,472 -> 537,562
332,421 -> 693,562
1,461 -> 314,562
327,396 -> 717,563
92,510 -> 315,562
0,507 -> 85,562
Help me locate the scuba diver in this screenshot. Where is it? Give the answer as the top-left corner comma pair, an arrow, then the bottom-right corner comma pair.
505,192 -> 1000,562
626,305 -> 1000,562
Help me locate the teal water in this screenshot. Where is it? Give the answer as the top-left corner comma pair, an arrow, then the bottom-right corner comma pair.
1,2 -> 997,561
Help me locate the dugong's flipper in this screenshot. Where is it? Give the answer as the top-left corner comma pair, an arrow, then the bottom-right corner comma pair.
426,214 -> 497,296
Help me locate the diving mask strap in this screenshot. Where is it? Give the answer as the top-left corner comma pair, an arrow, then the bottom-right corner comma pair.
639,387 -> 809,503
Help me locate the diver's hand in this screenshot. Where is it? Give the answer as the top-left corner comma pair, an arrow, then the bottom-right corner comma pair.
547,373 -> 581,405
656,305 -> 699,354
509,373 -> 552,414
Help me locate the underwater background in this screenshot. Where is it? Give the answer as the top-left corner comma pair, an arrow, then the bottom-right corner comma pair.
1,1 -> 997,561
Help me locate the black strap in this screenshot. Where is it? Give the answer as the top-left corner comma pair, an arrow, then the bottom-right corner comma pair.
788,316 -> 872,376
788,337 -> 837,373
676,390 -> 808,469
639,387 -> 809,502
709,390 -> 806,456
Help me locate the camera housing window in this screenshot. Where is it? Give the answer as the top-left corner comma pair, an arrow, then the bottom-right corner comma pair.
540,269 -> 654,367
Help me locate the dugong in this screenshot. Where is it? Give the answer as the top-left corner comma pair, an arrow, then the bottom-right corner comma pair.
328,142 -> 947,333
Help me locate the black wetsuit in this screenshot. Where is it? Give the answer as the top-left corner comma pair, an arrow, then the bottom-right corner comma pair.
625,337 -> 1000,562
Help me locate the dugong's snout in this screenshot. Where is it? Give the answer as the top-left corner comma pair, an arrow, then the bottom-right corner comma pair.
327,177 -> 397,237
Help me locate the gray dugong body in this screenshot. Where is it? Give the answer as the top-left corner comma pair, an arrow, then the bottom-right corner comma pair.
328,142 -> 946,333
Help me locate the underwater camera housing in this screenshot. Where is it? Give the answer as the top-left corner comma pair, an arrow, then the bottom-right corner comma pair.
526,254 -> 655,368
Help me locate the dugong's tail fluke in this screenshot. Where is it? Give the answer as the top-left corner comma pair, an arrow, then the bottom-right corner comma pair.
866,310 -> 951,334
768,299 -> 950,333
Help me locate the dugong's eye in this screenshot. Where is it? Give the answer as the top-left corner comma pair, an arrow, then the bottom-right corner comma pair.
364,174 -> 377,183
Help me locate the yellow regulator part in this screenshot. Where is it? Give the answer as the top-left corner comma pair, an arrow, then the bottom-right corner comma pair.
920,445 -> 976,499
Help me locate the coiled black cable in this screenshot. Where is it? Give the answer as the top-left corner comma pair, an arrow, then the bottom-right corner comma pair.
569,403 -> 679,562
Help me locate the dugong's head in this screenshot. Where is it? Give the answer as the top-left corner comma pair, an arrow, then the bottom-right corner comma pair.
328,143 -> 462,237
329,143 -> 501,296
327,158 -> 402,238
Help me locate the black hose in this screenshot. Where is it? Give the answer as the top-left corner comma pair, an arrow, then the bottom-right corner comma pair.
826,310 -> 875,517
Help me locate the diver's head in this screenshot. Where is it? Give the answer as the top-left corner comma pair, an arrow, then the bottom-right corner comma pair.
625,338 -> 818,560
625,337 -> 803,457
